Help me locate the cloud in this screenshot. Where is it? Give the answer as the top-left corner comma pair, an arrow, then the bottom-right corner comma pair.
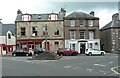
95,9 -> 117,28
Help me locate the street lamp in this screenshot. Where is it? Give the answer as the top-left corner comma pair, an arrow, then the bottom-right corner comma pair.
45,24 -> 48,52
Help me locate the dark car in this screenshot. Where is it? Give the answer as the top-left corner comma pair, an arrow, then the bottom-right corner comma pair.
56,48 -> 78,56
34,48 -> 45,56
12,49 -> 32,56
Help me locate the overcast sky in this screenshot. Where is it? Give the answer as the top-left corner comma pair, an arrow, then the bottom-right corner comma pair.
0,0 -> 119,28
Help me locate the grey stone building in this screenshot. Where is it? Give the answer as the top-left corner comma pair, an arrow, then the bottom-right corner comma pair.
100,13 -> 120,53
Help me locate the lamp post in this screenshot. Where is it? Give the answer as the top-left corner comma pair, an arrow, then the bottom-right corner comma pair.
45,24 -> 48,52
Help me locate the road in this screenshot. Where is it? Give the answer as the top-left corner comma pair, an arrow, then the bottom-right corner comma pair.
1,53 -> 119,76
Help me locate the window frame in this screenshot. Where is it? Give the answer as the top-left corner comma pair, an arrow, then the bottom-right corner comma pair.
21,27 -> 26,36
70,31 -> 76,39
70,20 -> 75,27
32,27 -> 38,36
80,32 -> 85,39
88,20 -> 93,26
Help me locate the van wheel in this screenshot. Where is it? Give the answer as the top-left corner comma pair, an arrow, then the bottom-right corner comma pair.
89,52 -> 92,56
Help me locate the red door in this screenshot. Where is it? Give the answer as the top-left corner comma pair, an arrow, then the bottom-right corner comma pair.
44,42 -> 50,51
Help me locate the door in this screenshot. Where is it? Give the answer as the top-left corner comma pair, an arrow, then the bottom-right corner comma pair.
80,43 -> 86,54
2,47 -> 6,55
44,42 -> 50,51
29,43 -> 34,53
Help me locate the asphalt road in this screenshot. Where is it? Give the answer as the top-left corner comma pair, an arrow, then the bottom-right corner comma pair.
1,53 -> 119,76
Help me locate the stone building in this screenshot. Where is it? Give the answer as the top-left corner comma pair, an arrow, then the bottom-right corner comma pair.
15,9 -> 65,53
64,11 -> 100,54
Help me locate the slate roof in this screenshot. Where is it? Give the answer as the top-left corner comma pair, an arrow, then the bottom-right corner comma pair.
0,23 -> 15,36
65,12 -> 99,20
100,19 -> 120,30
15,13 -> 64,22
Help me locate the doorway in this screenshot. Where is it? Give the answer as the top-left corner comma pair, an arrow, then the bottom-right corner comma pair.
80,43 -> 86,54
29,43 -> 34,53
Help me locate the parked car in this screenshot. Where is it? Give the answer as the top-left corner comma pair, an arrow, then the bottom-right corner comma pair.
85,49 -> 105,56
34,48 -> 45,56
12,49 -> 32,56
56,48 -> 78,56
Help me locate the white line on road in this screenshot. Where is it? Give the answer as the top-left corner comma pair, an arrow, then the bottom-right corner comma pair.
94,64 -> 106,67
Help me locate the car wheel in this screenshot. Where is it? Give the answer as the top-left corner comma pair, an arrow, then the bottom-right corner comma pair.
59,52 -> 64,56
35,54 -> 38,56
89,52 -> 92,56
13,54 -> 16,56
26,54 -> 29,56
101,52 -> 104,56
72,52 -> 77,56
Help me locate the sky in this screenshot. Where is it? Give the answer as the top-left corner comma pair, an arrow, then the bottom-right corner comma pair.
0,0 -> 119,29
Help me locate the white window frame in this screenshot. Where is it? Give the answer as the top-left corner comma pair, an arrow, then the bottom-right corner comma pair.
80,20 -> 84,26
22,15 -> 31,21
89,31 -> 94,39
70,20 -> 75,27
70,44 -> 76,50
70,31 -> 75,39
80,32 -> 84,39
88,20 -> 93,26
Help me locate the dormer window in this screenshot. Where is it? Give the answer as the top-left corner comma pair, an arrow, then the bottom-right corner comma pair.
48,14 -> 58,20
22,14 -> 32,21
38,15 -> 41,19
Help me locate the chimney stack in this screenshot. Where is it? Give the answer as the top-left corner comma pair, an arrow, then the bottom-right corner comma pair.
60,8 -> 66,17
112,13 -> 119,20
17,9 -> 22,15
90,11 -> 94,16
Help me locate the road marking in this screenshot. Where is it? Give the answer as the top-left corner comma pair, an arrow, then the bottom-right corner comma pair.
86,68 -> 93,72
111,66 -> 120,74
94,64 -> 106,67
99,70 -> 107,74
64,65 -> 71,68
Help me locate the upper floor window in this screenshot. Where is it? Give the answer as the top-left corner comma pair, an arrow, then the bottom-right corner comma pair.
32,27 -> 38,36
21,27 -> 26,36
70,20 -> 75,27
88,20 -> 93,26
54,27 -> 59,35
22,14 -> 32,21
80,32 -> 84,39
89,31 -> 94,39
43,26 -> 48,35
8,33 -> 11,39
80,20 -> 84,26
70,31 -> 75,39
48,14 -> 58,20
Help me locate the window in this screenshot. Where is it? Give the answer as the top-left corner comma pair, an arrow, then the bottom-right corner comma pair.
38,15 -> 41,19
70,44 -> 75,50
43,26 -> 48,35
22,15 -> 32,21
80,20 -> 84,26
88,20 -> 93,26
89,31 -> 94,39
54,42 -> 59,50
21,27 -> 26,36
70,20 -> 75,27
48,14 -> 58,20
54,27 -> 59,35
32,27 -> 38,36
89,43 -> 93,48
70,31 -> 75,39
8,33 -> 11,39
80,32 -> 84,39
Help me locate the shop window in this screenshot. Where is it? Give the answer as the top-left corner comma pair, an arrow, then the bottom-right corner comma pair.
70,44 -> 75,50
54,42 -> 59,50
3,47 -> 6,51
